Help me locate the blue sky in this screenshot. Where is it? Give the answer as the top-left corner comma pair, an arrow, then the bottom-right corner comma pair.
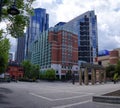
8,0 -> 120,54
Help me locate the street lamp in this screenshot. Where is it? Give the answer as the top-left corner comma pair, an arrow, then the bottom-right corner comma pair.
7,0 -> 20,15
0,0 -> 20,20
0,0 -> 3,20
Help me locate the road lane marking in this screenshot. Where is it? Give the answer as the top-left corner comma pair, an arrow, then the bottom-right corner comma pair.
53,94 -> 92,101
29,93 -> 53,101
29,92 -> 92,102
52,100 -> 91,108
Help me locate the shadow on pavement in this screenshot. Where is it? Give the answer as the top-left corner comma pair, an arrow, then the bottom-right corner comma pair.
0,87 -> 12,105
0,87 -> 13,94
0,94 -> 10,104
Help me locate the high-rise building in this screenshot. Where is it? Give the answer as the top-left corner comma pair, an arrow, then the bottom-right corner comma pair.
15,34 -> 26,64
30,10 -> 98,78
31,29 -> 78,79
62,10 -> 98,63
25,8 -> 49,60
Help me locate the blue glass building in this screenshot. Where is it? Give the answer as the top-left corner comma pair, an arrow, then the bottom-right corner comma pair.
61,10 -> 98,63
15,33 -> 26,64
25,8 -> 49,59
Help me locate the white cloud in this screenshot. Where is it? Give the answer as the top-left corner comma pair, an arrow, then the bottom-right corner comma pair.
4,0 -> 120,54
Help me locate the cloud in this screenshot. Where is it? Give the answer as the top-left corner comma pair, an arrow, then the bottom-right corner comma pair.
7,0 -> 120,54
35,0 -> 120,51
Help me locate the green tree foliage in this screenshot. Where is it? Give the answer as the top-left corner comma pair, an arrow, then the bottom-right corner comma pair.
21,60 -> 40,80
0,35 -> 10,74
113,73 -> 119,82
21,60 -> 31,78
115,60 -> 120,76
30,64 -> 40,79
45,69 -> 56,81
39,71 -> 46,80
0,0 -> 35,73
0,0 -> 35,38
106,65 -> 115,78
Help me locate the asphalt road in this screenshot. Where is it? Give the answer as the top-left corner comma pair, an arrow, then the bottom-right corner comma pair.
0,81 -> 120,108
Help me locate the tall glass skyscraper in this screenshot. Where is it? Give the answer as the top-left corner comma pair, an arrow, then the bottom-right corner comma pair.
62,10 -> 98,63
25,8 -> 49,59
15,34 -> 26,64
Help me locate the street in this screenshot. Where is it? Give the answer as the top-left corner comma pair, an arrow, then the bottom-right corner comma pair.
0,81 -> 120,108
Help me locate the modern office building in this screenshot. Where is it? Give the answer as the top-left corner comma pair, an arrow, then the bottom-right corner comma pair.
15,34 -> 26,64
61,10 -> 98,63
31,29 -> 78,79
25,8 -> 49,60
30,10 -> 98,78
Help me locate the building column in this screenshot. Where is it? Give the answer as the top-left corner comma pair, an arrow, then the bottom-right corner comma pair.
84,67 -> 88,85
103,70 -> 106,83
79,68 -> 82,85
99,70 -> 102,84
94,69 -> 96,84
91,68 -> 95,85
59,71 -> 61,80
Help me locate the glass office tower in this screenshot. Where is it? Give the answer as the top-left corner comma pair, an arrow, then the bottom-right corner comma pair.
15,34 -> 26,64
63,10 -> 98,63
25,8 -> 49,60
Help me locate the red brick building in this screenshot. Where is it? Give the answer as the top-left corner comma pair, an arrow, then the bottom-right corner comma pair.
49,30 -> 78,78
7,61 -> 24,80
31,30 -> 78,79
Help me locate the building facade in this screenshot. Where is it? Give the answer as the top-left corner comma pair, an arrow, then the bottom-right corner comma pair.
7,61 -> 24,80
15,34 -> 26,64
94,48 -> 120,67
25,8 -> 49,60
61,10 -> 98,63
31,29 -> 78,79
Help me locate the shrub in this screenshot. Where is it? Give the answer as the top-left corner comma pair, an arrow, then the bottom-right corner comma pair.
45,69 -> 56,81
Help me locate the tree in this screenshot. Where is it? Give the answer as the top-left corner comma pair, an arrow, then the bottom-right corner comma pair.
21,60 -> 40,80
45,69 -> 56,81
0,35 -> 10,74
30,64 -> 40,80
0,0 -> 35,74
21,60 -> 32,78
0,0 -> 35,38
113,73 -> 119,83
115,60 -> 120,76
106,65 -> 115,79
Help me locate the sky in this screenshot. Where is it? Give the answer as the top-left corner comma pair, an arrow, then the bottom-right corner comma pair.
9,0 -> 120,54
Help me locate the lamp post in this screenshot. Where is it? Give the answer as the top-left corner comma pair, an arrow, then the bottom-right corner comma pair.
0,0 -> 3,21
7,0 -> 20,15
0,0 -> 20,21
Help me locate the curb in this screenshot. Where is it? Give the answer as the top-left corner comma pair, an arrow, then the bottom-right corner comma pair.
93,95 -> 120,104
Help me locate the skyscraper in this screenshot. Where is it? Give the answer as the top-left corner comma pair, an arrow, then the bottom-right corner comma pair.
15,34 -> 26,64
25,8 -> 49,60
62,10 -> 98,63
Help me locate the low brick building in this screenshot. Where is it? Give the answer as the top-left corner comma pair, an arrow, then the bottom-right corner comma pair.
6,61 -> 24,80
94,48 -> 120,67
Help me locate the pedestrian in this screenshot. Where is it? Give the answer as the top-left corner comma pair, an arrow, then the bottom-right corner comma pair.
71,72 -> 75,85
